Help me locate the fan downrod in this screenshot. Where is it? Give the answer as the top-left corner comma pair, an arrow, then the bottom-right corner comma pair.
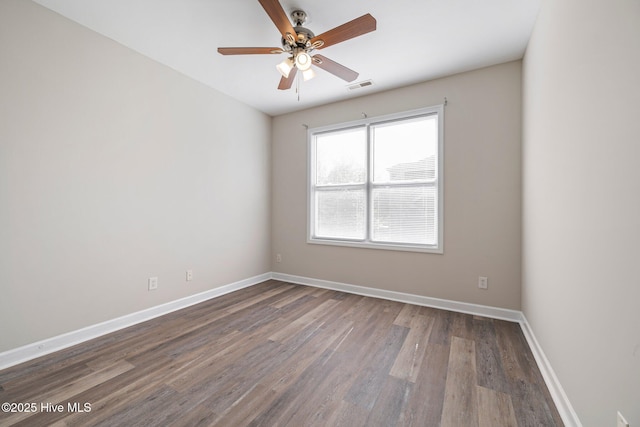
291,10 -> 307,26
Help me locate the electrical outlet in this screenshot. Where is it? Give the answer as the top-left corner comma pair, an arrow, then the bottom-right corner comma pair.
276,253 -> 282,263
186,270 -> 193,281
148,277 -> 158,291
617,411 -> 629,427
478,276 -> 488,289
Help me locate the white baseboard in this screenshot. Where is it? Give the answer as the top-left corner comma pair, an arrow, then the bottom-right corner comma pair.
0,271 -> 579,427
0,273 -> 271,371
272,272 -> 523,322
519,314 -> 582,427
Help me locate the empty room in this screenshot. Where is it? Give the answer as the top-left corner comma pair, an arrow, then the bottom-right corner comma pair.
0,0 -> 638,426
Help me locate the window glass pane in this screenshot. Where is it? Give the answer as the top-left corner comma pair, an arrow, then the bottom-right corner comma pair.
316,127 -> 366,185
372,116 -> 437,183
315,189 -> 366,240
372,186 -> 437,245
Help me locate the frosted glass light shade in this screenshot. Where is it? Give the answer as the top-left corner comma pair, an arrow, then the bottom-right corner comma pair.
302,68 -> 315,81
276,58 -> 294,78
295,52 -> 312,71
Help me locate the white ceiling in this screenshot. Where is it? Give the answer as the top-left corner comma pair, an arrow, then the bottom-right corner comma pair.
33,0 -> 540,116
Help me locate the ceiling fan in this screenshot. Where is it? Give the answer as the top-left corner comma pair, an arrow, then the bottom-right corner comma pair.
217,0 -> 376,90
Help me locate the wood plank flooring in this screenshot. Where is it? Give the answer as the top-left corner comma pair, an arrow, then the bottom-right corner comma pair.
0,280 -> 563,426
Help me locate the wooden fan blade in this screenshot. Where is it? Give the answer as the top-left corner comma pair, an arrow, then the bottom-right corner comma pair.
258,0 -> 297,40
311,14 -> 376,50
278,67 -> 298,90
312,54 -> 359,82
218,47 -> 282,55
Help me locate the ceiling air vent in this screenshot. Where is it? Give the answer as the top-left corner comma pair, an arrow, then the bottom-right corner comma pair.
347,80 -> 373,90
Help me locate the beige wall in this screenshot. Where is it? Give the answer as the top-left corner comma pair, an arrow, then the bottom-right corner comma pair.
522,0 -> 640,425
0,0 -> 271,352
272,61 -> 523,310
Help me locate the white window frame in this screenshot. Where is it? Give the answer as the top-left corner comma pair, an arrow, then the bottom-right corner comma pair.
307,105 -> 444,254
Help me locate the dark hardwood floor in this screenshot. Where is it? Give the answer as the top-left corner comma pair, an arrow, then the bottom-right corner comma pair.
0,280 -> 563,426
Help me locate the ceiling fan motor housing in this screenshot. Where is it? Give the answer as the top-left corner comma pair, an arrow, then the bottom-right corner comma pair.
281,10 -> 315,51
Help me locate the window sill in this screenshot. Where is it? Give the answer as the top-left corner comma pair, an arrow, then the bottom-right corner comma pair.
307,238 -> 443,254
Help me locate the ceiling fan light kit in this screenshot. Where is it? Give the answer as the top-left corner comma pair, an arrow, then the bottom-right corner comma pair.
218,0 -> 376,91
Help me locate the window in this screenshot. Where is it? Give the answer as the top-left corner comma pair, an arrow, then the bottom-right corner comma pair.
308,105 -> 444,253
